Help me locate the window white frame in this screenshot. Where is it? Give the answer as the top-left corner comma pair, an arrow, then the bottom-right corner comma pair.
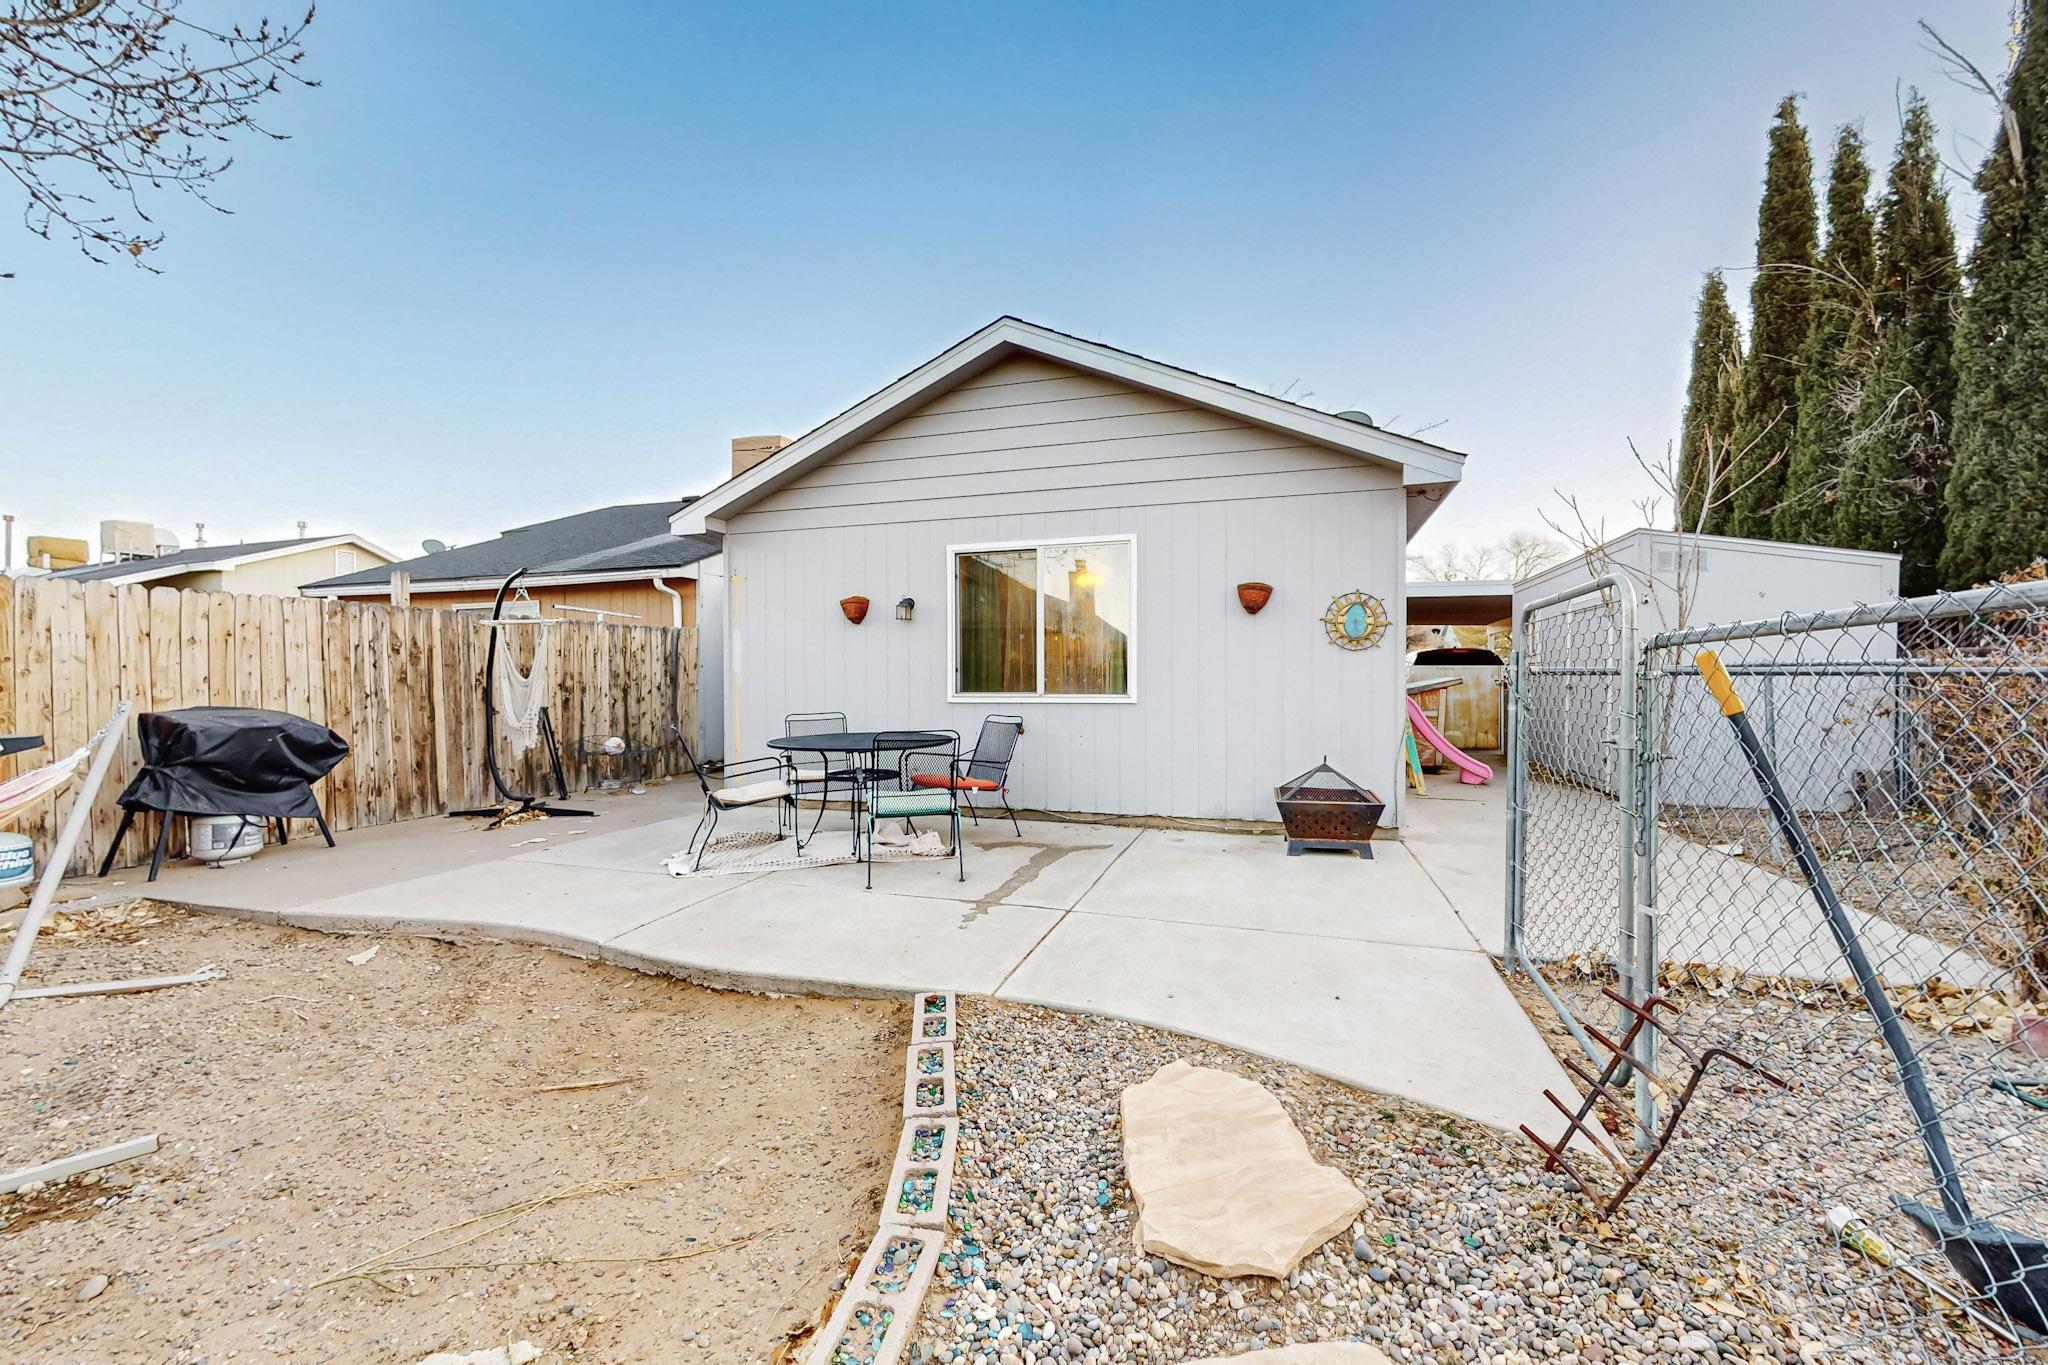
946,534 -> 1137,704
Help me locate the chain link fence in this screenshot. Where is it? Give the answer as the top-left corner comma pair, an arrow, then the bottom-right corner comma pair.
1509,575 -> 2048,1358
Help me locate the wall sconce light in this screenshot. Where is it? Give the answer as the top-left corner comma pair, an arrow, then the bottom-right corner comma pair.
895,597 -> 916,622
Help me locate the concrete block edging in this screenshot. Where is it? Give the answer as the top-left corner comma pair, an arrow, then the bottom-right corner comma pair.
805,991 -> 961,1365
902,1039 -> 957,1118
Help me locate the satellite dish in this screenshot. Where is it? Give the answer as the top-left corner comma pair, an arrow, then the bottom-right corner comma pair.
422,539 -> 448,554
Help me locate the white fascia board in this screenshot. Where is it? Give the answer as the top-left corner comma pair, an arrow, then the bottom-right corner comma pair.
313,562 -> 706,598
673,317 -> 1469,535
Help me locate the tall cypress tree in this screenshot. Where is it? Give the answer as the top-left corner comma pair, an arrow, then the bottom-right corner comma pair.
1774,126 -> 1877,544
1943,0 -> 2048,587
1832,97 -> 1961,594
1729,96 -> 1820,539
1677,272 -> 1744,533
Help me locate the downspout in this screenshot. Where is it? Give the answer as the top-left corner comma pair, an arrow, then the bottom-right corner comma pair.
650,573 -> 683,628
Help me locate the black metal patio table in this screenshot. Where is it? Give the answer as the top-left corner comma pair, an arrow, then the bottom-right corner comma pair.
764,730 -> 951,854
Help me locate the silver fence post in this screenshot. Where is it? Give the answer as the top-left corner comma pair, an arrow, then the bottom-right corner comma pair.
1632,640 -> 1661,1146
1503,631 -> 1526,969
1611,581 -> 1640,1020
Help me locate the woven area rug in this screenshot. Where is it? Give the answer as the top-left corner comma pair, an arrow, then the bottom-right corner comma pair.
663,828 -> 951,878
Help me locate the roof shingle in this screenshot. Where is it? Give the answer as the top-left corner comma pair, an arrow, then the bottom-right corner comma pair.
302,500 -> 718,592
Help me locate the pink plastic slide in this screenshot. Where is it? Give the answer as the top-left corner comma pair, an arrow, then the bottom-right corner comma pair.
1405,696 -> 1493,785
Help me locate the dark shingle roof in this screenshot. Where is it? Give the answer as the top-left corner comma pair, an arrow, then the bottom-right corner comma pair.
48,536 -> 338,583
302,500 -> 718,592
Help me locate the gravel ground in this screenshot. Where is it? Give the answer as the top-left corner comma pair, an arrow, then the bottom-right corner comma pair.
1516,967 -> 2048,1361
910,996 -> 2041,1365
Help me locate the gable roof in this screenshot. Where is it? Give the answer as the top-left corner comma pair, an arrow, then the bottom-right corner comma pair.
673,316 -> 1468,537
47,534 -> 393,587
302,499 -> 721,595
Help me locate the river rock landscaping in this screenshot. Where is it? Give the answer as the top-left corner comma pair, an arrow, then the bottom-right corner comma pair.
907,996 -> 2014,1365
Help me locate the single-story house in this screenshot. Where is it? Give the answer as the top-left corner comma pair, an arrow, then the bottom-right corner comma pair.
302,499 -> 728,756
673,316 -> 1469,825
47,534 -> 396,596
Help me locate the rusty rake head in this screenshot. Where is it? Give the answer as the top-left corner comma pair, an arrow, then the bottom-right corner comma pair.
1521,988 -> 1788,1218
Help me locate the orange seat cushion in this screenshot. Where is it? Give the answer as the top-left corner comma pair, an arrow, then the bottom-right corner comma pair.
909,773 -> 1001,792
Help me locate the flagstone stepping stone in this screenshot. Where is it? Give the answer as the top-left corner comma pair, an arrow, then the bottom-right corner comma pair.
1121,1059 -> 1366,1279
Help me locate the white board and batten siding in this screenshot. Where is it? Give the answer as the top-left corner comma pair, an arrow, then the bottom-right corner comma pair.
721,355 -> 1411,823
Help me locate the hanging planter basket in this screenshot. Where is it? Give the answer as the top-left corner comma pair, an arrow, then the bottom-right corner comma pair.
1237,582 -> 1273,615
1274,757 -> 1384,859
840,596 -> 871,625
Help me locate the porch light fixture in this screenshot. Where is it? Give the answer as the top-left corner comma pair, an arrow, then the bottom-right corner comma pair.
896,597 -> 916,622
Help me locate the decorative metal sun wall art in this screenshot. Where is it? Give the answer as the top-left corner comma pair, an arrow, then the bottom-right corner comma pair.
1322,590 -> 1390,650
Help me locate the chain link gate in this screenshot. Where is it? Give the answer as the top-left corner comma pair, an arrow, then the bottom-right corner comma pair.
1508,572 -> 2048,1356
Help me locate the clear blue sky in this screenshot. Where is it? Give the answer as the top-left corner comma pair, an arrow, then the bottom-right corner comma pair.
1,1 -> 2018,564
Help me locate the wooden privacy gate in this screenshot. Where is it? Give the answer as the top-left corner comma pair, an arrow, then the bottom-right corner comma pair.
0,575 -> 699,875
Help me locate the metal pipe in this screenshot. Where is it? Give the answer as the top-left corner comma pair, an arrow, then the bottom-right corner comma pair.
1650,579 -> 2048,650
1693,650 -> 1970,1226
1632,659 -> 1661,1146
0,702 -> 130,1008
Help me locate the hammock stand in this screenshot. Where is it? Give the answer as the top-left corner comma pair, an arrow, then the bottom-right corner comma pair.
447,569 -> 592,826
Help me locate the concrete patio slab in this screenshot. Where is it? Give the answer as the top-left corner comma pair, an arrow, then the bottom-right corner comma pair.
604,880 -> 1062,997
511,813 -> 706,874
771,819 -> 1137,910
996,911 -> 1579,1137
1074,829 -> 1480,952
69,781 -> 1597,1138
1400,776 -> 1509,956
63,783 -> 703,914
273,860 -> 716,952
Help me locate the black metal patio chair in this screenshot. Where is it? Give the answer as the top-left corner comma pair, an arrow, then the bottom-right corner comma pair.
676,734 -> 797,872
783,710 -> 847,845
865,733 -> 965,889
906,713 -> 1024,836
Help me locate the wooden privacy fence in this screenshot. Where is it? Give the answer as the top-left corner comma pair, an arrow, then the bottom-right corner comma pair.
0,575 -> 699,875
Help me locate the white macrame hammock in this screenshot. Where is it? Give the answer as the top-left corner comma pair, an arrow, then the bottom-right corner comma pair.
0,743 -> 92,827
494,629 -> 548,756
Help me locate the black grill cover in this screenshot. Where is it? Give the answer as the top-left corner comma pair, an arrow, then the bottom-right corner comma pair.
115,707 -> 349,819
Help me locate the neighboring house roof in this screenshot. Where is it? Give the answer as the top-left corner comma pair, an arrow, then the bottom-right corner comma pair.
46,534 -> 394,587
301,499 -> 721,595
673,316 -> 1470,538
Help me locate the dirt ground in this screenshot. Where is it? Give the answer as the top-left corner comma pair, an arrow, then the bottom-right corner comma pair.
0,903 -> 907,1363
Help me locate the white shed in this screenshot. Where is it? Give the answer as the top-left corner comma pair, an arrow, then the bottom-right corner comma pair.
1511,530 -> 1902,811
672,317 -> 1469,825
1511,528 -> 1901,638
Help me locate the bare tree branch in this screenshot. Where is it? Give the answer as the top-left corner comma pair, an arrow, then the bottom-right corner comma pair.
1,0 -> 315,269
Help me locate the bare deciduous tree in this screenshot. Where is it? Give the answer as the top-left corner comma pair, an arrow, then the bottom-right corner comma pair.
1544,419 -> 1785,632
1406,531 -> 1568,583
1,0 -> 314,272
